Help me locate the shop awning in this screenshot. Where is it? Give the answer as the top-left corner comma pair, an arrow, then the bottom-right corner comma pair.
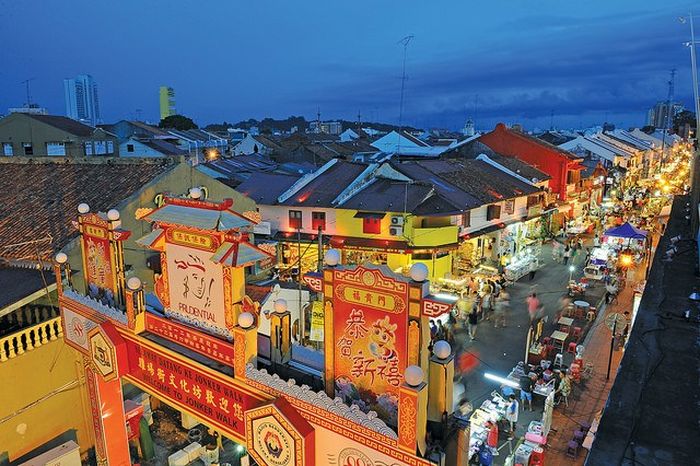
353,212 -> 387,219
273,231 -> 331,244
210,241 -> 272,267
330,236 -> 410,252
460,223 -> 503,239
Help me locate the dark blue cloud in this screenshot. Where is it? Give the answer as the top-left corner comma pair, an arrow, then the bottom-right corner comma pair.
0,0 -> 696,130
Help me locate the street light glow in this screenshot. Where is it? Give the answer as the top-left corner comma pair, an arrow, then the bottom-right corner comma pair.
569,265 -> 575,272
484,372 -> 520,389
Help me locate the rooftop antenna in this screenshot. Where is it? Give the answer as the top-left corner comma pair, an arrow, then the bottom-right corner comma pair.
550,109 -> 554,130
316,106 -> 321,133
357,110 -> 362,126
21,78 -> 35,106
397,34 -> 414,154
660,69 -> 676,162
474,94 -> 479,131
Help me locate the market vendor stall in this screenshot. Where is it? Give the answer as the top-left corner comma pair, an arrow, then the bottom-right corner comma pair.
504,254 -> 539,282
584,246 -> 612,280
603,222 -> 648,251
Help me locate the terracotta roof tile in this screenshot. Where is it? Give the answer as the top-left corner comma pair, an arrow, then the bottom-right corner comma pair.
0,159 -> 174,264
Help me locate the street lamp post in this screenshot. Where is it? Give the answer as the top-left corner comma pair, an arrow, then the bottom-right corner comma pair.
569,265 -> 575,282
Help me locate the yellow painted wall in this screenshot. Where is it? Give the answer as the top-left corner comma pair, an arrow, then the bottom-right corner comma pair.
413,253 -> 453,280
0,339 -> 91,461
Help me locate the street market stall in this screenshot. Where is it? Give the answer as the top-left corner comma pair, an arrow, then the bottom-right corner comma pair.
603,222 -> 648,252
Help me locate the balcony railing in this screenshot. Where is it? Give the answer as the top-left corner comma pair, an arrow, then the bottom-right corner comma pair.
0,316 -> 63,362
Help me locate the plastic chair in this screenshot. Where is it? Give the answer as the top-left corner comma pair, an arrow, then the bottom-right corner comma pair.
580,421 -> 592,436
566,440 -> 579,459
586,310 -> 596,321
572,327 -> 582,340
567,342 -> 577,354
573,429 -> 585,444
542,337 -> 551,346
553,353 -> 563,369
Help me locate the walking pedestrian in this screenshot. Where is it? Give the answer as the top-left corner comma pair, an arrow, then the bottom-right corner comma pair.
584,247 -> 591,266
505,394 -> 519,437
528,260 -> 537,280
526,293 -> 540,323
563,246 -> 571,265
468,304 -> 479,341
436,320 -> 446,340
493,291 -> 509,328
482,290 -> 493,322
519,373 -> 535,411
429,320 -> 437,341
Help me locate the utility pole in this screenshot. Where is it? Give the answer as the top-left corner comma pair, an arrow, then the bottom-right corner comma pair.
397,34 -> 414,154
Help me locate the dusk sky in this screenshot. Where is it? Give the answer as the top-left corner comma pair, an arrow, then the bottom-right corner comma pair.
1,0 -> 697,131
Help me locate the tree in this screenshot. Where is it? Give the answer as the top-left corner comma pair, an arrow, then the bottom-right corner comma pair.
673,110 -> 696,133
159,114 -> 198,130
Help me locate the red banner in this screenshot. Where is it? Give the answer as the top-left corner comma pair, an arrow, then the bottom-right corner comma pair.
82,226 -> 115,293
125,338 -> 258,439
332,267 -> 408,421
145,313 -> 234,367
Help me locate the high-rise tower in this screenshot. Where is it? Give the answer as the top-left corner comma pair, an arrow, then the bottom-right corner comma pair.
159,86 -> 176,121
64,74 -> 100,126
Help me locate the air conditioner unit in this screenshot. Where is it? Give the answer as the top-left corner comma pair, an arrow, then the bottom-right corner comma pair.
391,216 -> 405,226
389,226 -> 403,236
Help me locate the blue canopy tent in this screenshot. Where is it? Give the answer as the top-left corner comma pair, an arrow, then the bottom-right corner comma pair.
604,222 -> 648,240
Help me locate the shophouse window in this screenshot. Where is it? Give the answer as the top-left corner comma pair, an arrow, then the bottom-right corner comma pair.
107,141 -> 114,154
94,140 -> 107,155
22,143 -> 33,155
289,210 -> 302,229
2,143 -> 13,156
127,144 -> 135,153
526,195 -> 540,208
486,204 -> 501,221
362,217 -> 381,234
46,142 -> 66,156
311,211 -> 326,231
85,142 -> 93,155
461,211 -> 471,227
504,199 -> 515,215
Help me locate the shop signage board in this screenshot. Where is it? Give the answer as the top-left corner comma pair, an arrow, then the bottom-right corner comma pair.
309,301 -> 324,342
145,312 -> 234,366
246,398 -> 314,466
332,266 -> 409,423
89,327 -> 118,381
124,337 -> 261,441
165,238 -> 227,331
80,214 -> 116,299
313,421 -> 427,466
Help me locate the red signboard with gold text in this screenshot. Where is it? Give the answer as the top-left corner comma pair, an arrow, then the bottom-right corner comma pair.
81,215 -> 115,295
332,266 -> 408,426
124,337 -> 261,440
145,313 -> 234,367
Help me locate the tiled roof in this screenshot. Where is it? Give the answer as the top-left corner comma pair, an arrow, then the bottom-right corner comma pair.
0,265 -> 56,310
339,178 -> 433,212
25,114 -> 97,137
236,173 -> 302,205
485,153 -> 551,182
280,161 -> 368,207
141,139 -> 186,156
391,161 -> 482,209
0,159 -> 174,264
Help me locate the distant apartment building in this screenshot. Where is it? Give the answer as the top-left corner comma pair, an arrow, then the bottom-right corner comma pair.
64,74 -> 100,126
309,120 -> 343,135
646,101 -> 683,128
159,86 -> 176,120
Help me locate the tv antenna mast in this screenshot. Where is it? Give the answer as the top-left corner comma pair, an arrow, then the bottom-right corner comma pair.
397,34 -> 414,153
20,78 -> 35,106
